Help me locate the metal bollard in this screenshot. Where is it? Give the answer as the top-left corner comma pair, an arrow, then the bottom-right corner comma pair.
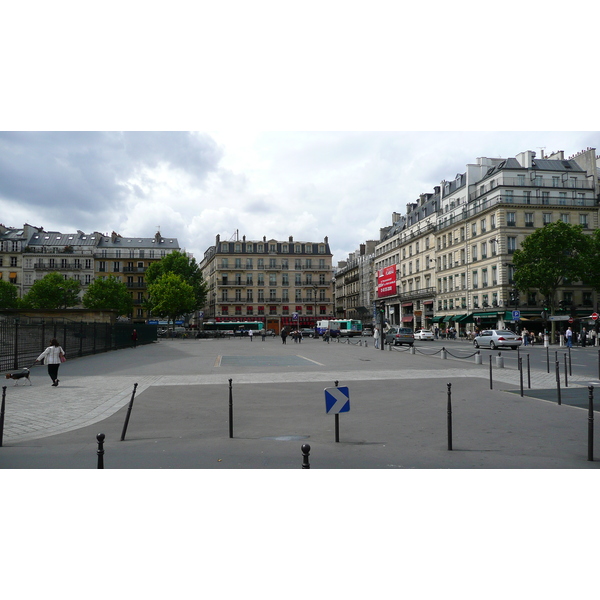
120,383 -> 138,441
588,386 -> 594,462
527,354 -> 531,389
555,361 -> 561,405
475,351 -> 482,365
489,354 -> 493,389
410,346 -> 415,355
440,347 -> 447,360
496,352 -> 504,368
96,433 -> 105,469
302,443 -> 311,469
519,357 -> 523,397
0,386 -> 6,447
447,383 -> 452,451
229,378 -> 234,438
564,354 -> 568,388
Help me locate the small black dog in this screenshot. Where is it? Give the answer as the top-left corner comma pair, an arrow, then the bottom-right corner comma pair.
5,368 -> 32,386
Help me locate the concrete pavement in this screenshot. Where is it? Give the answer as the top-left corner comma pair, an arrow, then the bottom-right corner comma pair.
1,336 -> 598,468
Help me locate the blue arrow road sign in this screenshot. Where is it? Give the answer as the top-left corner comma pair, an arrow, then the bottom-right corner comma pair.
324,386 -> 350,414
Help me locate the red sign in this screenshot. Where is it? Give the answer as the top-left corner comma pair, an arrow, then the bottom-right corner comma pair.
377,266 -> 397,298
592,313 -> 599,321
568,317 -> 574,324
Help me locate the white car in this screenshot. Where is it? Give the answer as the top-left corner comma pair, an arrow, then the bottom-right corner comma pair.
414,329 -> 435,341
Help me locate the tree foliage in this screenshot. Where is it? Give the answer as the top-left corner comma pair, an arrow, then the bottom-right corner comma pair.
82,275 -> 133,315
512,221 -> 590,312
0,280 -> 20,309
22,272 -> 81,309
582,228 -> 600,292
146,250 -> 207,311
147,273 -> 197,324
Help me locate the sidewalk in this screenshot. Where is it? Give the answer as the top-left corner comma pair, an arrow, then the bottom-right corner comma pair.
1,337 -> 598,468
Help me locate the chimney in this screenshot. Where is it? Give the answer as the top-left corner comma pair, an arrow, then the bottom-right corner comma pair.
289,236 -> 293,242
516,150 -> 536,168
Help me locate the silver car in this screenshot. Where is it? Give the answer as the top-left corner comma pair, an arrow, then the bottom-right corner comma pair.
473,329 -> 523,350
384,327 -> 414,346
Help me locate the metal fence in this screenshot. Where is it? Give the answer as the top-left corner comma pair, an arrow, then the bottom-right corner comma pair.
0,319 -> 157,372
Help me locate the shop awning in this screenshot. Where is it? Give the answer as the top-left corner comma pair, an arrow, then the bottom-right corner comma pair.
451,314 -> 466,322
402,316 -> 414,322
472,311 -> 500,319
443,315 -> 454,322
431,316 -> 444,323
455,314 -> 474,324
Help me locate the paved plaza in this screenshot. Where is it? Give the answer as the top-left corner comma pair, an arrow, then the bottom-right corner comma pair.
1,335 -> 599,468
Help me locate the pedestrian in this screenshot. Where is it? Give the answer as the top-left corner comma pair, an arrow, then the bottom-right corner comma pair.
522,328 -> 528,346
249,329 -> 253,342
261,330 -> 266,341
298,330 -> 303,343
581,327 -> 587,347
565,326 -> 573,348
281,329 -> 288,344
131,328 -> 138,348
374,327 -> 380,349
35,338 -> 65,387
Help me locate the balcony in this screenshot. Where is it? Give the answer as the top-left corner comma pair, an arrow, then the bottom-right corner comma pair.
123,266 -> 147,273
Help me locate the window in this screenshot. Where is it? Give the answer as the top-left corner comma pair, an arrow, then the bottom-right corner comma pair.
480,219 -> 486,233
482,269 -> 488,287
507,236 -> 517,254
471,245 -> 478,262
471,223 -> 477,237
543,213 -> 552,225
507,212 -> 516,226
560,213 -> 569,224
492,266 -> 497,285
247,306 -> 253,315
552,176 -> 560,187
505,190 -> 514,202
524,191 -> 531,204
472,271 -> 478,289
559,192 -> 567,205
580,214 -> 588,228
525,213 -> 534,227
542,191 -> 549,205
113,262 -> 120,272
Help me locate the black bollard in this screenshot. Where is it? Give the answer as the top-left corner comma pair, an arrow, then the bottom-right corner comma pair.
120,383 -> 138,441
0,386 -> 6,447
547,346 -> 550,374
334,380 -> 340,443
519,357 -> 523,397
588,386 -> 594,462
229,378 -> 234,438
555,361 -> 561,405
97,433 -> 105,469
564,354 -> 568,388
447,383 -> 452,451
527,354 -> 531,389
489,354 -> 493,390
301,443 -> 311,469
568,347 -> 572,376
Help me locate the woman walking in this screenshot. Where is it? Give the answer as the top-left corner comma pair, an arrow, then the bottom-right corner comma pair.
35,338 -> 66,386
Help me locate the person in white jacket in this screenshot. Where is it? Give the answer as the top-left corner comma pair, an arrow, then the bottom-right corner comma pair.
36,338 -> 66,386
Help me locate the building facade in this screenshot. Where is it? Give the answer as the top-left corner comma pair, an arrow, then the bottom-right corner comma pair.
374,148 -> 600,334
200,234 -> 334,333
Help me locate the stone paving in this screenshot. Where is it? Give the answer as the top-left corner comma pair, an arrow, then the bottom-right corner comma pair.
1,336 -> 593,446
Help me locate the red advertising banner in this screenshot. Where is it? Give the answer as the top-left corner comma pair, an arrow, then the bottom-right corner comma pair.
377,265 -> 397,298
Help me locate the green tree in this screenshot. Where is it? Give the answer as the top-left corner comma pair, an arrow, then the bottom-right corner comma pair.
512,221 -> 590,314
82,275 -> 134,316
0,280 -> 20,309
582,228 -> 600,293
146,250 -> 207,311
147,273 -> 196,327
22,272 -> 81,309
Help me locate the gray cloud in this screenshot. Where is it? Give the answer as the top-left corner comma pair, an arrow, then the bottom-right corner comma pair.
0,132 -> 222,227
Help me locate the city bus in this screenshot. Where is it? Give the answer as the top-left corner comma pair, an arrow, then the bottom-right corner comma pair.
203,321 -> 265,336
332,319 -> 363,337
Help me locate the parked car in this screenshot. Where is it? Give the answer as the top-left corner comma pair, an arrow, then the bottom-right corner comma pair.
300,328 -> 316,338
362,327 -> 374,336
384,327 -> 414,346
473,330 -> 523,350
414,329 -> 434,341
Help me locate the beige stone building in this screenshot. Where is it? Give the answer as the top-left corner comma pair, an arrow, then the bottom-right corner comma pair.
200,234 -> 334,333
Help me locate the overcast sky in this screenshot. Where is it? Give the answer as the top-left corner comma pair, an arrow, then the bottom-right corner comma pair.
0,131 -> 598,264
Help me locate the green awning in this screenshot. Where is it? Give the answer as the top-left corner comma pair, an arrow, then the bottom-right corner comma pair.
456,314 -> 475,324
472,311 -> 500,319
443,315 -> 454,322
451,314 -> 466,322
431,316 -> 444,323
